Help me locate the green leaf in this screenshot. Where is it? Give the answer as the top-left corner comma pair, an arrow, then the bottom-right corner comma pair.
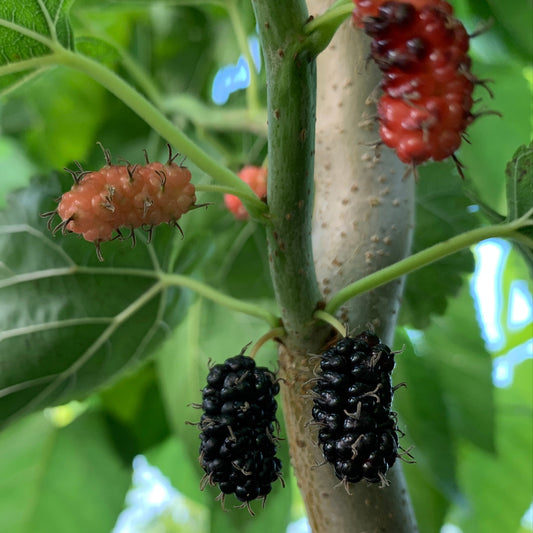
0,0 -> 74,93
99,362 -> 171,462
21,68 -> 108,168
0,174 -> 201,428
452,359 -> 533,533
203,219 -> 274,301
459,62 -> 532,216
75,36 -> 121,68
394,329 -> 459,498
484,0 -> 533,60
400,162 -> 478,329
418,286 -> 495,453
402,459 -> 451,533
506,142 -> 533,224
0,138 -> 37,207
0,411 -> 130,533
504,142 -> 533,274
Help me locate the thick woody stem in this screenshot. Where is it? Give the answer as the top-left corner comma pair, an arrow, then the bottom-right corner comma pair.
253,0 -> 418,530
281,2 -> 418,532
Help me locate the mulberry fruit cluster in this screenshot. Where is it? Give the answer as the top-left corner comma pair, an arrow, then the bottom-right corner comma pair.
312,332 -> 400,486
353,0 -> 478,166
224,166 -> 267,220
198,350 -> 283,510
43,145 -> 196,260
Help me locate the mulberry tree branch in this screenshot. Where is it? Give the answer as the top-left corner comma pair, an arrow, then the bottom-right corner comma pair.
252,0 -> 326,349
276,1 -> 419,531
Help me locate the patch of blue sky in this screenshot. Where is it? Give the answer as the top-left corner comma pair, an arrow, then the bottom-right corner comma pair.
470,239 -> 533,388
471,239 -> 511,351
113,455 -> 190,533
522,502 -> 533,530
508,279 -> 533,327
492,339 -> 533,387
440,525 -> 463,533
212,36 -> 261,105
286,516 -> 311,533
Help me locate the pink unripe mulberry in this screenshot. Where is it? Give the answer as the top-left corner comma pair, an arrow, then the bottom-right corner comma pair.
224,166 -> 268,220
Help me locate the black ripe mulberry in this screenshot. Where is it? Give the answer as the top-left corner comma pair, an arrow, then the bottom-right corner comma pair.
312,332 -> 401,487
198,348 -> 283,511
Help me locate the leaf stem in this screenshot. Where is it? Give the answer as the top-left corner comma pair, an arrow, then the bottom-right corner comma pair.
159,272 -> 281,328
313,310 -> 346,337
325,220 -> 532,315
0,55 -> 58,76
194,183 -> 261,203
248,326 -> 286,360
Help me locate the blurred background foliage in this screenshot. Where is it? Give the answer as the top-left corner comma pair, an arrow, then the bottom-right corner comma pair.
0,0 -> 531,532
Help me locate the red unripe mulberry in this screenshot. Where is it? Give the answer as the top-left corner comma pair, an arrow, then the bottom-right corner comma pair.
352,0 -> 481,167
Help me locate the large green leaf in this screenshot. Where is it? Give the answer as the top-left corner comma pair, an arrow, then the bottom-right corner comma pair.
402,460 -> 451,533
0,138 -> 37,206
394,329 -> 458,499
0,411 -> 130,533
0,174 -> 205,428
0,0 -> 74,94
400,162 -> 478,329
418,286 -> 495,453
22,68 -> 107,168
99,362 -> 171,463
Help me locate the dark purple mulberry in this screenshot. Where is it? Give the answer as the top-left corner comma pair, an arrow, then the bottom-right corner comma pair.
312,332 -> 402,487
197,347 -> 283,511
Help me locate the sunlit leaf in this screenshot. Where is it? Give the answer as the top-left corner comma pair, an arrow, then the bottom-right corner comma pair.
418,286 -> 495,453
100,363 -> 171,462
22,69 -> 107,168
394,329 -> 458,498
0,0 -> 74,93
